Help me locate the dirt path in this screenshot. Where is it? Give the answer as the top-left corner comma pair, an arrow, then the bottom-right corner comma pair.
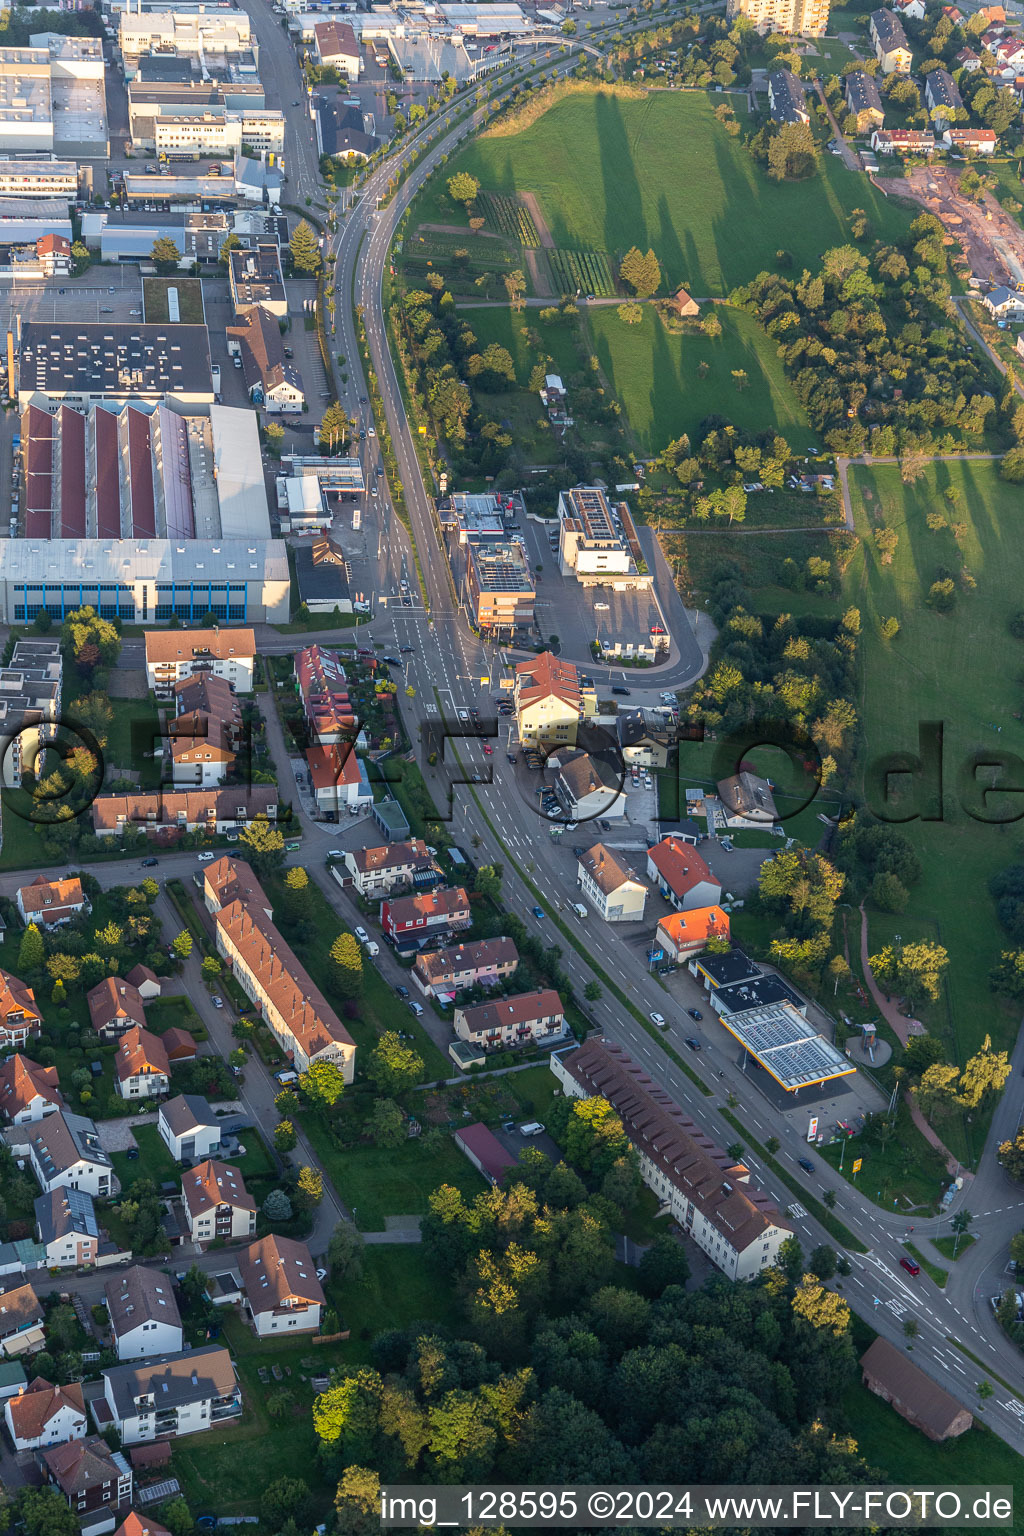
521,190 -> 555,249
418,221 -> 505,241
524,247 -> 553,299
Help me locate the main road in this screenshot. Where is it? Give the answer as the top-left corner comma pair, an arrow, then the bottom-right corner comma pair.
218,6 -> 1024,1450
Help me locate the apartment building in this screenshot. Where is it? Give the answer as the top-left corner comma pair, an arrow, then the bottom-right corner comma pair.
144,629 -> 256,696
0,971 -> 43,1051
576,844 -> 647,923
453,989 -> 567,1050
552,1039 -> 791,1279
725,0 -> 829,35
870,8 -> 912,72
342,840 -> 440,898
646,838 -> 722,911
557,487 -> 646,587
380,886 -> 472,954
513,651 -> 595,749
208,859 -> 356,1079
238,1236 -> 325,1337
182,1159 -> 256,1248
0,637 -> 62,790
98,1347 -> 241,1444
412,937 -> 519,1000
656,906 -> 731,964
105,1267 -> 183,1361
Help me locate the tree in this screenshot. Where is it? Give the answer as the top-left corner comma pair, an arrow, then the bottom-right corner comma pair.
238,819 -> 285,878
328,1219 -> 365,1282
18,923 -> 44,973
369,1096 -> 406,1148
172,929 -> 193,960
17,1487 -> 79,1536
200,955 -> 221,981
792,1275 -> 851,1336
61,606 -> 121,674
636,1234 -> 690,1297
475,864 -> 502,904
777,1235 -> 805,1283
583,980 -> 602,1002
300,1059 -> 346,1110
915,1061 -> 962,1119
874,527 -> 899,565
274,1120 -> 297,1153
999,1130 -> 1024,1181
767,121 -> 817,181
318,401 -> 351,453
330,932 -> 364,998
158,1501 -> 194,1536
618,246 -> 661,299
71,690 -> 114,747
262,1187 -> 293,1222
959,1034 -> 1011,1109
275,1087 -> 300,1118
1009,1229 -> 1024,1272
880,616 -> 900,641
504,269 -> 526,312
290,219 -> 321,276
297,1165 -> 323,1206
334,1467 -> 381,1536
447,171 -> 479,206
950,1209 -> 973,1254
219,232 -> 242,266
809,1244 -> 837,1282
871,872 -> 908,913
150,236 -> 181,272
261,1478 -> 311,1531
366,1031 -> 424,1096
47,1303 -> 78,1352
617,302 -> 643,325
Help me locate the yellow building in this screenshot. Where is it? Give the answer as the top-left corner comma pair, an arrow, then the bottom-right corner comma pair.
513,651 -> 596,749
726,0 -> 829,36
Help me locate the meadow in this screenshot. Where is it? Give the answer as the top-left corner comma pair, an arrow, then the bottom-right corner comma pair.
588,303 -> 810,454
844,461 -> 1024,1089
425,90 -> 912,296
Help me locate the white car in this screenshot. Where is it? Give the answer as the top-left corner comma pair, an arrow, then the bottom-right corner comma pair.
212,996 -> 224,1009
327,849 -> 343,859
519,1121 -> 546,1136
354,926 -> 370,944
650,1012 -> 667,1028
197,852 -> 215,862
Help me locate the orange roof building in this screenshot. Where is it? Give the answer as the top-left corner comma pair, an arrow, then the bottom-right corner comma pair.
656,906 -> 730,962
513,651 -> 595,748
15,875 -> 89,928
0,973 -> 43,1050
0,1054 -> 63,1124
114,1026 -> 170,1098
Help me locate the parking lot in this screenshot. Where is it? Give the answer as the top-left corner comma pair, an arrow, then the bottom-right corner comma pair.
0,269 -> 144,328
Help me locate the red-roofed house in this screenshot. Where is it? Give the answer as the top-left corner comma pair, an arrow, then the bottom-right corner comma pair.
306,742 -> 373,812
646,838 -> 722,911
114,1026 -> 170,1099
5,1378 -> 86,1451
656,906 -> 731,962
295,643 -> 358,745
16,875 -> 89,928
87,978 -> 146,1039
0,973 -> 43,1050
36,234 -> 72,277
0,1054 -> 63,1124
381,886 -> 472,953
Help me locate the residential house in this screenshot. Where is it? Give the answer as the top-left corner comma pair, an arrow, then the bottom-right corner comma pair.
90,789 -> 278,840
295,643 -> 356,745
87,978 -> 147,1040
15,875 -> 90,929
870,8 -> 913,71
768,68 -> 810,122
860,1338 -> 972,1439
576,844 -> 648,923
513,652 -> 595,749
314,18 -> 361,77
554,750 -> 628,822
412,937 -> 519,1001
0,1284 -> 45,1356
923,67 -> 963,124
182,1159 -> 256,1248
227,305 -> 304,413
668,286 -> 700,317
168,727 -> 236,789
34,1187 -> 100,1270
616,708 -> 674,769
203,855 -> 272,918
380,886 -> 472,954
552,1038 -> 791,1279
871,126 -> 935,152
0,971 -> 42,1051
1017,331 -> 1024,362
36,234 -> 73,277
983,285 -> 1024,318
940,1 -> 965,18
158,1095 -> 222,1163
21,1111 -> 112,1198
844,70 -> 885,131
538,373 -> 573,430
954,45 -> 981,71
313,94 -> 378,160
98,1345 -> 241,1445
992,34 -> 1024,73
5,1377 -> 86,1451
454,1123 -> 517,1187
125,965 -> 162,1001
144,629 -> 256,696
209,862 -> 357,1078
105,1267 -> 183,1361
305,742 -> 374,814
894,0 -> 926,18
342,840 -> 440,898
716,770 -> 778,826
293,536 -> 353,614
942,126 -> 997,151
656,906 -> 731,963
646,837 -> 722,911
115,1516 -> 171,1536
114,1027 -> 170,1101
41,1436 -> 132,1519
453,989 -> 567,1051
239,1235 -> 325,1337
0,1054 -> 63,1124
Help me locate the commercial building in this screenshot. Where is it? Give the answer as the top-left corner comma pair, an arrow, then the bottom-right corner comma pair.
0,158 -> 78,201
0,637 -> 61,791
463,539 -> 535,636
870,9 -> 912,72
453,988 -> 568,1051
656,906 -> 731,963
228,243 -> 287,316
513,651 -> 595,749
97,1346 -> 241,1444
313,19 -> 361,77
18,323 -> 214,410
725,0 -> 829,34
145,104 -> 284,160
118,10 -> 255,80
768,68 -> 809,124
552,1038 -> 791,1279
207,858 -> 357,1078
554,750 -> 627,822
556,486 -> 650,589
0,39 -> 107,158
85,208 -> 229,265
313,95 -> 378,160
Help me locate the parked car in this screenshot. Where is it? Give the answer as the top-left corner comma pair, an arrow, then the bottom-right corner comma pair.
212,996 -> 224,1009
327,849 -> 343,859
611,685 -> 631,696
354,926 -> 370,944
687,1008 -> 703,1021
519,1121 -> 545,1137
395,984 -> 410,999
197,852 -> 215,862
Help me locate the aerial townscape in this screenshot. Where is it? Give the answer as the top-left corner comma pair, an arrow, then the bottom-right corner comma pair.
0,0 -> 1019,1525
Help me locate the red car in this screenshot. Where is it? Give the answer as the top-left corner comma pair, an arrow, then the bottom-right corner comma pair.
482,744 -> 493,756
899,1257 -> 920,1277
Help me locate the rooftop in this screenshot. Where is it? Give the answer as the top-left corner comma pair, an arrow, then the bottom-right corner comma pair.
21,322 -> 213,401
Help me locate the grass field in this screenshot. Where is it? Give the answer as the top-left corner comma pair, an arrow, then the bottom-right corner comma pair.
143,276 -> 206,325
462,304 -> 581,384
427,90 -> 911,296
844,462 -> 1024,1086
588,303 -> 809,453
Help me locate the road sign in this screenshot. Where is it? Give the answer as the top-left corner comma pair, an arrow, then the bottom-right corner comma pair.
852,1157 -> 863,1174
807,1116 -> 818,1142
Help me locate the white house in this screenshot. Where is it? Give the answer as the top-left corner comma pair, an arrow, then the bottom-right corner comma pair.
144,630 -> 256,696
893,0 -> 926,18
114,1027 -> 170,1101
238,1235 -> 324,1337
576,844 -> 647,923
18,1111 -> 113,1199
554,751 -> 628,822
158,1095 -> 222,1163
5,1378 -> 86,1451
105,1267 -> 183,1361
34,1188 -> 101,1270
182,1160 -> 257,1248
983,286 -> 1024,319
0,1055 -> 63,1125
646,838 -> 722,911
99,1347 -> 241,1445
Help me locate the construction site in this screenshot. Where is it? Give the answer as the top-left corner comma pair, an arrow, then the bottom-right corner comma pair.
887,165 -> 1024,288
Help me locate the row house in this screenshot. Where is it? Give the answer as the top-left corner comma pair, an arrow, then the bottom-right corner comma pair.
98,1346 -> 241,1444
381,886 -> 472,954
552,1039 -> 791,1280
295,643 -> 357,745
168,673 -> 243,789
342,839 -> 441,898
453,989 -> 568,1051
871,127 -> 936,153
91,789 -> 279,839
144,628 -> 256,696
208,859 -> 356,1079
412,937 -> 519,1001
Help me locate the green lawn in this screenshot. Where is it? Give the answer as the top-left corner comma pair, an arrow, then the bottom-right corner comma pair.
463,304 -> 581,383
427,90 -> 911,297
111,1121 -> 180,1190
845,463 -> 1024,1097
589,303 -> 808,454
299,1114 -> 486,1232
335,1244 -> 463,1353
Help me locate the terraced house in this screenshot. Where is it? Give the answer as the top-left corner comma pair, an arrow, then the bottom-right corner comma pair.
412,937 -> 519,1001
453,989 -> 568,1050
